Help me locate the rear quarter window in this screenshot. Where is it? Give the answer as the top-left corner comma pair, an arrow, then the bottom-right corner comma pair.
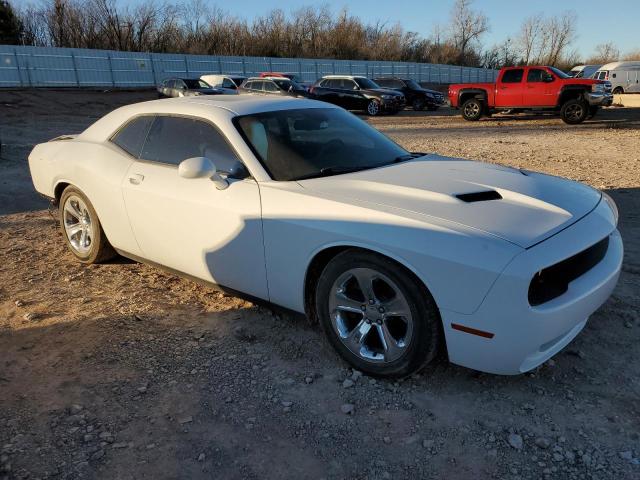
111,116 -> 154,158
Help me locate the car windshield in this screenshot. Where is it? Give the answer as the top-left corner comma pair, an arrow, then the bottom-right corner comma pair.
548,67 -> 570,79
273,78 -> 303,91
183,79 -> 211,89
405,79 -> 422,89
235,108 -> 410,181
354,78 -> 380,89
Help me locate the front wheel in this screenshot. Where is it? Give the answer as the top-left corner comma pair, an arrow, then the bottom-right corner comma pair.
315,250 -> 442,378
461,98 -> 483,121
59,186 -> 116,264
560,98 -> 588,124
412,98 -> 425,111
366,99 -> 381,116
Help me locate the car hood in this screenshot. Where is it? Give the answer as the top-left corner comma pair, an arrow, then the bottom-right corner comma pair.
367,88 -> 404,97
297,155 -> 601,248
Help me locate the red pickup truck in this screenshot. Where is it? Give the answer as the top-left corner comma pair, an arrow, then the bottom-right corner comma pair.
448,66 -> 613,124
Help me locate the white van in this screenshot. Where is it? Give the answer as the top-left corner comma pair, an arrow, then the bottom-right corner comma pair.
569,65 -> 601,79
593,61 -> 640,93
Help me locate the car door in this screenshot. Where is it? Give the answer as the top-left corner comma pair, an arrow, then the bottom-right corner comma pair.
495,68 -> 525,107
317,79 -> 339,105
121,115 -> 268,300
525,67 -> 556,106
341,79 -> 362,110
221,77 -> 238,94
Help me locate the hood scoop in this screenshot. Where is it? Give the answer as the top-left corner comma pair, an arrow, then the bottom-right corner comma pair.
455,190 -> 502,203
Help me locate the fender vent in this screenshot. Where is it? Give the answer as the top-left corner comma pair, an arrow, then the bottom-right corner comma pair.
455,190 -> 502,203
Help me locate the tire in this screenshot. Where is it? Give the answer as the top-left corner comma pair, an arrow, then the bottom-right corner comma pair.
461,98 -> 483,121
560,98 -> 588,124
59,186 -> 116,264
412,98 -> 425,111
613,87 -> 624,95
315,249 -> 442,378
366,99 -> 381,116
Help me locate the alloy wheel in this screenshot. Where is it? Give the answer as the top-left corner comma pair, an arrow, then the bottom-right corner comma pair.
367,101 -> 380,116
464,101 -> 480,118
62,195 -> 95,255
565,103 -> 584,122
328,267 -> 413,364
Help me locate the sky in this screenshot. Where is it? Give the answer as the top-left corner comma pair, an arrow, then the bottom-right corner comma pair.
152,0 -> 639,57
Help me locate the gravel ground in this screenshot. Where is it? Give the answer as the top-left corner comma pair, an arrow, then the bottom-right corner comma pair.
1,90 -> 639,480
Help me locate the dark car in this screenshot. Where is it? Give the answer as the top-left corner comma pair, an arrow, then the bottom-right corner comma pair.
374,77 -> 446,111
157,78 -> 222,98
309,76 -> 405,116
238,77 -> 310,98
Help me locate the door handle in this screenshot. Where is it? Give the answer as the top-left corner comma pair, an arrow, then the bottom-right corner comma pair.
128,174 -> 144,185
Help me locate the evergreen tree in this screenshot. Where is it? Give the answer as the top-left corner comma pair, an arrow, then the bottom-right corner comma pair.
0,0 -> 23,45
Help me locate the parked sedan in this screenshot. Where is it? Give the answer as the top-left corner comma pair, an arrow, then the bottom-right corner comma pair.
157,78 -> 221,98
238,77 -> 310,98
28,96 -> 622,377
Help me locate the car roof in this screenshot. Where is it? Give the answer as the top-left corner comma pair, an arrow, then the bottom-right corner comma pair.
160,95 -> 333,115
321,75 -> 367,79
79,96 -> 337,143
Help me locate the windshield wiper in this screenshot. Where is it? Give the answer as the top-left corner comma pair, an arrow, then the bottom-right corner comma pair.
294,165 -> 380,181
393,152 -> 425,163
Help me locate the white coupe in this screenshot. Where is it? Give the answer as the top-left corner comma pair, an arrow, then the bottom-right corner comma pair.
28,95 -> 623,377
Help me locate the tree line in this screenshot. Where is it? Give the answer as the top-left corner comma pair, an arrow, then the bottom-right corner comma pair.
1,0 -> 638,69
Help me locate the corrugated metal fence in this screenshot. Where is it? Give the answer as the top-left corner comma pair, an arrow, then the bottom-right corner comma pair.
0,45 -> 498,88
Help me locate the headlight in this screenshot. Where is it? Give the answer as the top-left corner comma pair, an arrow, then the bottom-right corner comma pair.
381,94 -> 392,100
602,191 -> 619,226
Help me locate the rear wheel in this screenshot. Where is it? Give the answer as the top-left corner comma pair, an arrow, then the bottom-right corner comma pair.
461,98 -> 483,121
366,99 -> 381,116
560,98 -> 588,124
613,86 -> 624,95
315,250 -> 441,378
59,186 -> 116,264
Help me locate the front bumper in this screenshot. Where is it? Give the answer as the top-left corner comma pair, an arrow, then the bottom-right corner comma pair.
380,97 -> 406,111
586,92 -> 613,107
441,199 -> 622,375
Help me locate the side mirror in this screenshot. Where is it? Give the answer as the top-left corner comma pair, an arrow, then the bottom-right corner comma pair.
178,157 -> 216,179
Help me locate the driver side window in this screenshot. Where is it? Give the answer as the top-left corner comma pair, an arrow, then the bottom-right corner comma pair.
139,116 -> 242,172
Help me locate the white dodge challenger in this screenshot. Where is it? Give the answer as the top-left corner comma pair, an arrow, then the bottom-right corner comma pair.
28,95 -> 622,377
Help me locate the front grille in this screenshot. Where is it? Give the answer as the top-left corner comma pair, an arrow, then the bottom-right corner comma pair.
528,237 -> 609,306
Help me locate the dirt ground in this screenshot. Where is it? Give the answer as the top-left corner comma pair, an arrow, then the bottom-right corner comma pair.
1,90 -> 639,480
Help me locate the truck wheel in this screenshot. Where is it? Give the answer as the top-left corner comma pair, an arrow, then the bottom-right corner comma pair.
461,98 -> 483,121
560,99 -> 588,125
613,87 -> 624,95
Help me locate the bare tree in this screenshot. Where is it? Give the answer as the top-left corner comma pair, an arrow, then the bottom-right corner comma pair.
448,0 -> 489,65
587,42 -> 620,64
